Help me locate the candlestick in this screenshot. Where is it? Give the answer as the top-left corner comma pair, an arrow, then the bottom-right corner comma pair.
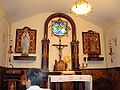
79,62 -> 88,69
79,54 -> 88,69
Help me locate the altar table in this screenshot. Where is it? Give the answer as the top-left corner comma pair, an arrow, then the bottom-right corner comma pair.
48,75 -> 92,90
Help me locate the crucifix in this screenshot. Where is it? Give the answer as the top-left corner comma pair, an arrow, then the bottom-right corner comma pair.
50,18 -> 70,71
52,38 -> 67,60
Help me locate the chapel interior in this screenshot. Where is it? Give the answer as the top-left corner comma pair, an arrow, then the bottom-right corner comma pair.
0,0 -> 120,90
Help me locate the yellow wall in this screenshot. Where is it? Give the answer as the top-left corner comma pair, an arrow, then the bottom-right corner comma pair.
11,12 -> 106,71
0,5 -> 5,17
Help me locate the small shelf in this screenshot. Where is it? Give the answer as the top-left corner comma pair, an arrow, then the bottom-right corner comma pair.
14,56 -> 36,60
84,57 -> 104,61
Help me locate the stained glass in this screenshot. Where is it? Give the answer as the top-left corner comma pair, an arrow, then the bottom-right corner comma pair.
51,18 -> 70,37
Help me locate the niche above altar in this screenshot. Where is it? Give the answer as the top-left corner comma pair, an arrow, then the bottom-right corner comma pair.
41,13 -> 79,71
13,27 -> 37,60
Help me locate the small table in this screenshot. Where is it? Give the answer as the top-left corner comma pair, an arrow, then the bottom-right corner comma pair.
48,75 -> 92,90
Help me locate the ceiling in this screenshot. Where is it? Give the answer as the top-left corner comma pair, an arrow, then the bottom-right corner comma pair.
0,0 -> 120,28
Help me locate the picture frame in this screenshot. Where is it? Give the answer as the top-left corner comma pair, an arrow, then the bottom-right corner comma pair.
15,27 -> 37,54
82,30 -> 101,57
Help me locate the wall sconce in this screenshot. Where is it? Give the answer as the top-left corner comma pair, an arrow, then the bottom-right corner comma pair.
2,33 -> 14,67
8,38 -> 13,62
108,37 -> 117,63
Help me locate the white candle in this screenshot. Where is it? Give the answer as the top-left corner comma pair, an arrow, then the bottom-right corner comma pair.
82,54 -> 84,63
86,54 -> 88,64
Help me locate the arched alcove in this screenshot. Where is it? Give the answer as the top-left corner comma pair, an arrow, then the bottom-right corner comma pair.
41,13 -> 79,71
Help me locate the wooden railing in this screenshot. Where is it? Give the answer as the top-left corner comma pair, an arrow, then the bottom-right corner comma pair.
0,67 -> 120,90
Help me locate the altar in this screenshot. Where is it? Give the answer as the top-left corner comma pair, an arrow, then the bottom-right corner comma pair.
48,75 -> 92,90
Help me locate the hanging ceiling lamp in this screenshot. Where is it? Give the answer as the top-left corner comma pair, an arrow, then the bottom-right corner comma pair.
70,0 -> 92,16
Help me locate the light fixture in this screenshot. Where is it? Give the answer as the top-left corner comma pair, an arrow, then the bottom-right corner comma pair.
70,0 -> 92,16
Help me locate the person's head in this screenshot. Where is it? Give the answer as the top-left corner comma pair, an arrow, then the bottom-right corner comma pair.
26,68 -> 47,88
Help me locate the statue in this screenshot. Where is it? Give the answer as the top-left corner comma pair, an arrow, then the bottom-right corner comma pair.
64,55 -> 71,70
21,27 -> 30,56
54,60 -> 67,71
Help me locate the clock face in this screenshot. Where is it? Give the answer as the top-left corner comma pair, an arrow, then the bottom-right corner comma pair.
51,18 -> 70,37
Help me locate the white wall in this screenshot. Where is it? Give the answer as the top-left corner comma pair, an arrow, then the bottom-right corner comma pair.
0,17 -> 10,67
11,12 -> 106,71
105,23 -> 120,68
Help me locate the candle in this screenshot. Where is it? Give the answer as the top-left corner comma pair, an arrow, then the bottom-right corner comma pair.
86,54 -> 88,64
82,54 -> 84,63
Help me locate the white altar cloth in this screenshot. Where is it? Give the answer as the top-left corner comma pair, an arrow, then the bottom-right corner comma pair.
48,75 -> 92,90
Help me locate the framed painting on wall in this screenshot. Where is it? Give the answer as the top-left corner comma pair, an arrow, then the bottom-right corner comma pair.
82,30 -> 104,61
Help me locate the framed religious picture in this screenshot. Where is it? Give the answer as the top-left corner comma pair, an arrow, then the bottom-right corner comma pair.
15,27 -> 37,55
82,30 -> 103,61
